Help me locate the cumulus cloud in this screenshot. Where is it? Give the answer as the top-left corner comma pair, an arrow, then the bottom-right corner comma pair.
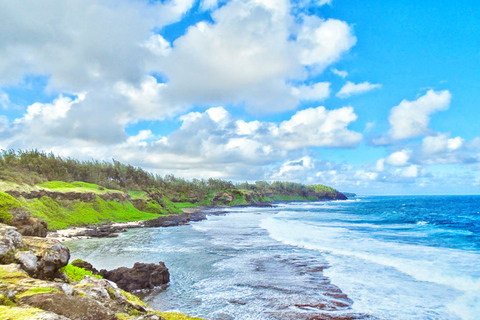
297,16 -> 357,72
336,81 -> 381,98
386,150 -> 410,166
388,89 -> 452,140
0,0 -> 194,90
155,0 -> 356,113
278,106 -> 362,149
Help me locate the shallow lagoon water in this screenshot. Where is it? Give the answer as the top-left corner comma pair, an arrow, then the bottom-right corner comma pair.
68,196 -> 480,320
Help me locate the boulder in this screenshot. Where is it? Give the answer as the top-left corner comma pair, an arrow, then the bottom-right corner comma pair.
0,224 -> 23,263
101,262 -> 170,292
22,237 -> 70,280
15,250 -> 39,275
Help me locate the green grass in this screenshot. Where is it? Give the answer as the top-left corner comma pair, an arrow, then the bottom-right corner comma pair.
37,181 -> 121,194
0,191 -> 22,224
21,196 -> 160,230
173,202 -> 198,208
59,264 -> 102,282
162,197 -> 183,214
128,190 -> 147,199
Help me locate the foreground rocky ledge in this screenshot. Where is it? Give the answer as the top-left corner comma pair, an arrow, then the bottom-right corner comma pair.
0,223 -> 193,320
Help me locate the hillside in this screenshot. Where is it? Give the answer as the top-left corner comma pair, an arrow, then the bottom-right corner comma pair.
0,150 -> 346,231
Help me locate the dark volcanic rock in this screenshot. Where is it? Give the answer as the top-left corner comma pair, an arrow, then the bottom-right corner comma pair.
101,262 -> 170,292
142,211 -> 206,228
71,259 -> 100,275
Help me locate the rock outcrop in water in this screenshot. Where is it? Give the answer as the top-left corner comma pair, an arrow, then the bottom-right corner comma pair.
100,262 -> 170,292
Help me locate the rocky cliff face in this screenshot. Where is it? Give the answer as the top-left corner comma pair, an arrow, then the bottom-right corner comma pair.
0,223 -> 168,320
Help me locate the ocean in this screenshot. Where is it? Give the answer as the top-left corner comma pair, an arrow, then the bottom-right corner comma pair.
68,196 -> 480,320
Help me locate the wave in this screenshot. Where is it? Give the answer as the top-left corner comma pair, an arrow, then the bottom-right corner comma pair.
260,217 -> 480,320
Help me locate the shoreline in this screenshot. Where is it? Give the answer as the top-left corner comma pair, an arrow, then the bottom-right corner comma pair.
66,202 -> 369,320
47,206 -> 215,242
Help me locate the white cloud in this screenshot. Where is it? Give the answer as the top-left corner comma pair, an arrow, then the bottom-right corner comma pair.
291,82 -> 331,101
386,150 -> 410,166
297,16 -> 357,71
388,89 -> 452,140
0,92 -> 9,109
336,81 -> 381,98
376,158 -> 386,171
278,106 -> 362,149
331,68 -> 348,78
422,134 -> 464,155
400,165 -> 418,178
272,156 -> 314,179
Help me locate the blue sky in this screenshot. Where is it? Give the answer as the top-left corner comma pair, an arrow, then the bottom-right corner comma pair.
1,0 -> 479,195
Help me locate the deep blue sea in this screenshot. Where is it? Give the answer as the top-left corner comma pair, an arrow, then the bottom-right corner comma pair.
68,196 -> 480,320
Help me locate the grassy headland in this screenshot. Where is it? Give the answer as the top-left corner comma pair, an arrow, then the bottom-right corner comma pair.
0,150 -> 346,230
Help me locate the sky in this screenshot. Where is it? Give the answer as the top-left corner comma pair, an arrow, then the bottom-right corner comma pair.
1,0 -> 480,195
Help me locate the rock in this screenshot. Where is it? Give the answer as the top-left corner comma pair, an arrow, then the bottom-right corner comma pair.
142,211 -> 206,228
18,292 -> 117,320
15,250 -> 39,275
22,237 -> 70,280
101,262 -> 170,292
11,218 -> 48,237
70,259 -> 99,275
142,214 -> 189,228
10,207 -> 31,222
0,224 -> 23,263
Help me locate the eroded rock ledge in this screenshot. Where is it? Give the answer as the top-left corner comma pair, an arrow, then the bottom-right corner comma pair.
0,223 -> 169,320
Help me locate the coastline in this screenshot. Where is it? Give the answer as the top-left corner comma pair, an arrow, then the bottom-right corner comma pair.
66,202 -> 370,320
46,206 -> 213,242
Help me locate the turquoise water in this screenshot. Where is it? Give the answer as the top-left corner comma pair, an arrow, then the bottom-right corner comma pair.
68,196 -> 480,319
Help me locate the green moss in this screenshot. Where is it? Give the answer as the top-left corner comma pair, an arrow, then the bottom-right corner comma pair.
0,294 -> 15,307
0,191 -> 22,223
156,311 -> 206,320
15,287 -> 61,299
0,267 -> 29,281
121,290 -> 148,309
60,264 -> 102,282
0,306 -> 44,320
116,313 -> 135,320
21,196 -> 159,230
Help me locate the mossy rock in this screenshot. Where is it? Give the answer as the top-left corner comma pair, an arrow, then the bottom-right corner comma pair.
0,306 -> 46,320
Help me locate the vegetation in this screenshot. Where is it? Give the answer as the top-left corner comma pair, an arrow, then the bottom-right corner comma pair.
0,191 -> 21,224
59,264 -> 102,282
156,312 -> 206,320
19,196 -> 161,230
0,306 -> 45,320
0,150 -> 345,230
15,287 -> 61,299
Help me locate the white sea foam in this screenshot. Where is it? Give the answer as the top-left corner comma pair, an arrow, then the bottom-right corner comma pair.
260,216 -> 480,320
